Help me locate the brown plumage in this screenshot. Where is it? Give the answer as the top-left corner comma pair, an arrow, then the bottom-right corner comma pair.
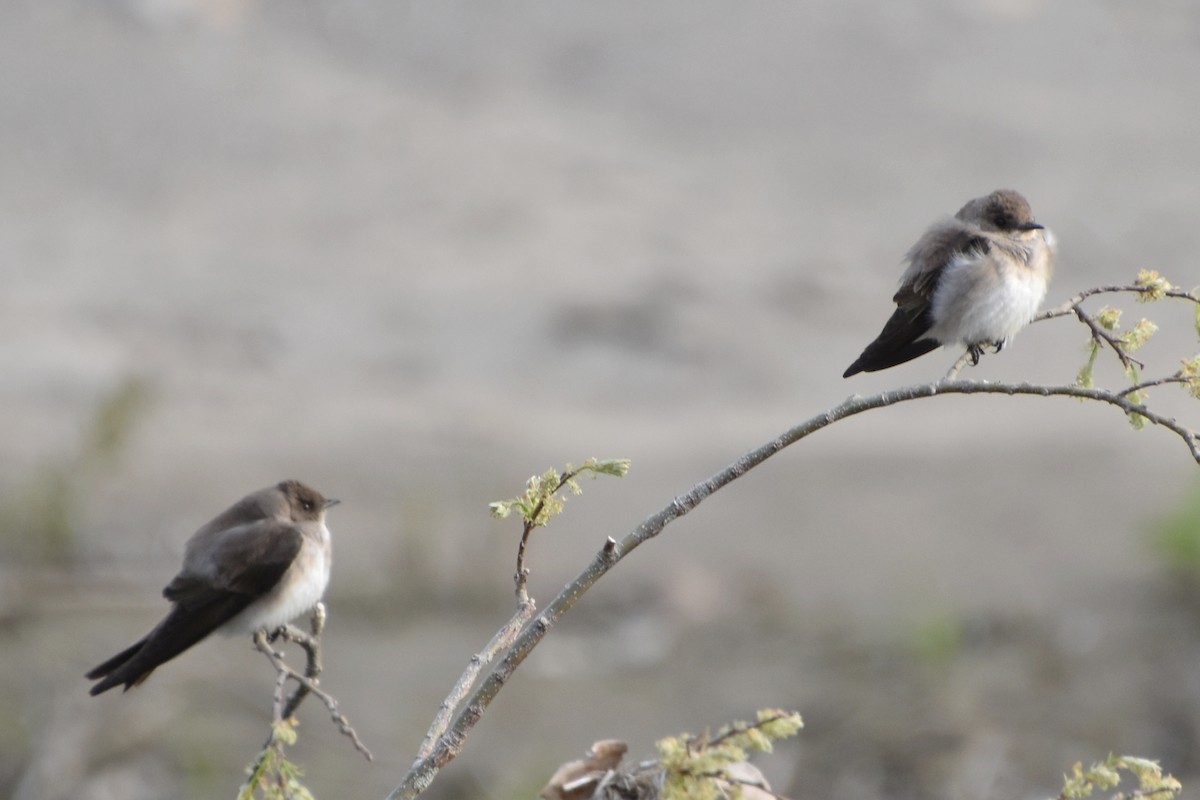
86,480 -> 337,695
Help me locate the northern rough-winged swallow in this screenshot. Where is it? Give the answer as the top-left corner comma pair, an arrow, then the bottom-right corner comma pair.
86,480 -> 338,695
843,189 -> 1056,377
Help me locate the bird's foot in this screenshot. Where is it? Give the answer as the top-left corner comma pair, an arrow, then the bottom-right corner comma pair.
991,338 -> 1007,354
267,625 -> 288,643
968,343 -> 985,366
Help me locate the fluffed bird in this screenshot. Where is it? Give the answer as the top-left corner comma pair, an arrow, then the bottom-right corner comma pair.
844,189 -> 1055,377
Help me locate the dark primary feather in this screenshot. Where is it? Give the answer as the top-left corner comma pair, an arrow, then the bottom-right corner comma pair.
86,522 -> 304,695
842,305 -> 939,376
85,639 -> 146,682
86,591 -> 255,695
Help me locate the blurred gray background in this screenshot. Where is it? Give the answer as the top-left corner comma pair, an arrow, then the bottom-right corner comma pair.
3,1 -> 1200,798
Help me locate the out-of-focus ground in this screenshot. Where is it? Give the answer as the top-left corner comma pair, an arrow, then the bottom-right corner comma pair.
2,2 -> 1200,798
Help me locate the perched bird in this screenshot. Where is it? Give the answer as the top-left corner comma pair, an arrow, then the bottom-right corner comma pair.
843,189 -> 1055,377
86,480 -> 338,695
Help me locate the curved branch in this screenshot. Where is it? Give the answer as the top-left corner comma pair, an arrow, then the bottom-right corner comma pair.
387,378 -> 1199,799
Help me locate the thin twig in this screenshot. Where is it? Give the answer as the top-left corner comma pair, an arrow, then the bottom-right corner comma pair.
1033,280 -> 1200,381
704,712 -> 793,749
514,520 -> 535,604
246,610 -> 332,790
387,376 -> 1200,799
1118,375 -> 1188,398
271,665 -> 288,722
253,628 -> 374,761
1072,306 -> 1143,370
515,470 -> 580,604
277,615 -> 323,720
1035,283 -> 1200,322
944,350 -> 974,381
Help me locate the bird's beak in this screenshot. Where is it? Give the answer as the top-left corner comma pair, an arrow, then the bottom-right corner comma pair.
322,498 -> 341,510
1018,221 -> 1044,231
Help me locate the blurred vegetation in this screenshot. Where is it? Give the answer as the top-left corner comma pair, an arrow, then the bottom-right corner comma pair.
0,376 -> 150,563
906,611 -> 966,665
1154,480 -> 1200,586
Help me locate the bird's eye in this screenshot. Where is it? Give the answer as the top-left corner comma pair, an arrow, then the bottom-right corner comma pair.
302,500 -> 314,511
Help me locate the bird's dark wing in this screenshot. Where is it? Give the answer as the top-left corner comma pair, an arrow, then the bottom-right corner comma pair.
86,522 -> 303,695
842,304 -> 939,376
843,227 -> 990,377
165,521 -> 304,601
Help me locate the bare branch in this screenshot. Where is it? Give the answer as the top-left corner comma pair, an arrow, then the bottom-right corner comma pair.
252,629 -> 373,761
270,663 -> 288,723
1118,375 -> 1189,398
417,599 -> 536,759
276,609 -> 324,721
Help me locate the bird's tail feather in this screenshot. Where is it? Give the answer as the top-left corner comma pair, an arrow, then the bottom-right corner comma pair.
87,593 -> 250,695
85,638 -> 147,681
843,338 -> 940,376
843,306 -> 938,377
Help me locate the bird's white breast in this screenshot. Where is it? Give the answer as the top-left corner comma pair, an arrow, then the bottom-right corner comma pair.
928,231 -> 1053,347
222,522 -> 332,635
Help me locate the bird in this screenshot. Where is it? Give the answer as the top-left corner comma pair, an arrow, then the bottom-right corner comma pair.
843,189 -> 1056,377
86,479 -> 338,695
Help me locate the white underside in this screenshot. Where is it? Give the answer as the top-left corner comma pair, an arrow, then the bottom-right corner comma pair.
220,524 -> 331,635
926,233 -> 1053,347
